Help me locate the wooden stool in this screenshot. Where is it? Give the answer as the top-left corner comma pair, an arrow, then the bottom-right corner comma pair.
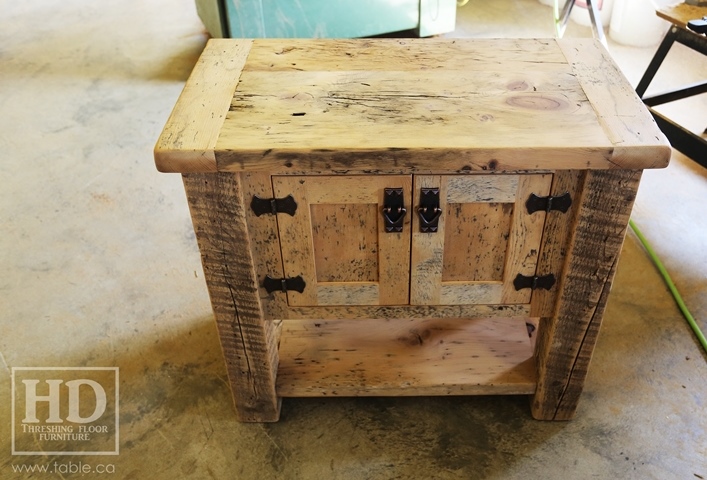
155,38 -> 670,422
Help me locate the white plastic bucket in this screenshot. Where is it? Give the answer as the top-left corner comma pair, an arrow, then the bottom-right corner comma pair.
609,0 -> 672,47
570,0 -> 615,28
536,0 -> 614,25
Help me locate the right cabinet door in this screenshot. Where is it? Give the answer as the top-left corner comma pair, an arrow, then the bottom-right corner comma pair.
411,174 -> 552,305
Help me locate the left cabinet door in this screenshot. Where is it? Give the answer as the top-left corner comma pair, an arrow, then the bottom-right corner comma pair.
273,176 -> 412,306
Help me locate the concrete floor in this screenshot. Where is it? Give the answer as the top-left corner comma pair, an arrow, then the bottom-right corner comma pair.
1,0 -> 706,478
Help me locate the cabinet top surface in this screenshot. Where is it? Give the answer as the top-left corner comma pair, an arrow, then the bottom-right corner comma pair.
155,38 -> 671,174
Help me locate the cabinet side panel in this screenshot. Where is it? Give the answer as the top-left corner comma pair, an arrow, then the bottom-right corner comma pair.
182,172 -> 280,422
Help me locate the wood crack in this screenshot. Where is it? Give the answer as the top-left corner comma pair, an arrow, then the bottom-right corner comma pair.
221,253 -> 254,383
552,256 -> 617,419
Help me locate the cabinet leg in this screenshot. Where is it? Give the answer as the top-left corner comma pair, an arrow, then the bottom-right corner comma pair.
531,170 -> 641,420
183,172 -> 281,422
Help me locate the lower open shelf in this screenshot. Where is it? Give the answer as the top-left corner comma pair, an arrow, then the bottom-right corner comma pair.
276,317 -> 537,397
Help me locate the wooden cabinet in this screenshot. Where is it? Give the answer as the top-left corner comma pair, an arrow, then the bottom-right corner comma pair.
155,38 -> 671,422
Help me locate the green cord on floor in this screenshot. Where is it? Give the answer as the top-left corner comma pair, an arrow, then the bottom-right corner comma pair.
629,219 -> 707,355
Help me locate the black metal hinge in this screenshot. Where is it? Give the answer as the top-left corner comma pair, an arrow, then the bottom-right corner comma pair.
262,275 -> 306,294
513,274 -> 556,291
251,194 -> 297,217
526,192 -> 572,214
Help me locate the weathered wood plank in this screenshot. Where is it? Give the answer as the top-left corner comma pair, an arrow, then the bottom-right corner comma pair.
277,317 -> 537,397
557,39 -> 671,169
311,203 -> 379,283
531,169 -> 642,420
501,174 -> 552,304
182,172 -> 280,422
231,70 -> 586,113
439,283 -> 504,305
316,283 -> 380,306
218,65 -> 611,168
155,39 -> 252,173
376,176 -> 413,306
410,175 -> 444,305
286,304 -> 531,320
443,177 -> 515,284
216,148 -> 616,175
244,38 -> 568,72
241,172 -> 289,320
442,203 -> 511,282
305,176 -> 398,204
445,175 -> 519,203
272,177 -> 318,306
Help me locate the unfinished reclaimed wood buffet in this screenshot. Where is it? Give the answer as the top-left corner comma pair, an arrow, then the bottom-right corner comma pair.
154,38 -> 670,422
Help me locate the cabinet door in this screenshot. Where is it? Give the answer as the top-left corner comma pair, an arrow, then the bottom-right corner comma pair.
411,174 -> 552,305
273,176 -> 412,306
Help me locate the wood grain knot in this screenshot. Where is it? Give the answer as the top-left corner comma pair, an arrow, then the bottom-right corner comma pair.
507,80 -> 530,91
506,95 -> 567,111
397,329 -> 432,347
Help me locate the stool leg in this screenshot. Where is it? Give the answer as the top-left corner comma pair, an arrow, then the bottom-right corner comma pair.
531,170 -> 642,420
636,27 -> 678,98
555,0 -> 575,38
585,0 -> 606,46
183,172 -> 281,422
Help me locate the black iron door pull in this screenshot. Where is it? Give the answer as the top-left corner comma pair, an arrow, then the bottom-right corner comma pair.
382,188 -> 407,233
417,188 -> 442,233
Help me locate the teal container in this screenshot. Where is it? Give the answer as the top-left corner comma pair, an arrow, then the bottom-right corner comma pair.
196,0 -> 456,38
